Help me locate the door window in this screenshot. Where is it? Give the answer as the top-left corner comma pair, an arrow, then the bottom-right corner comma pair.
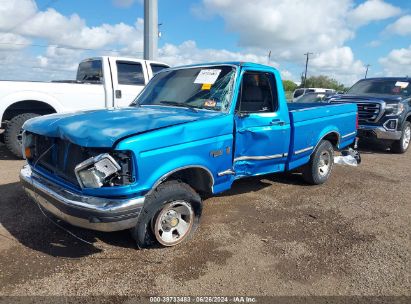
117,61 -> 145,85
237,72 -> 278,113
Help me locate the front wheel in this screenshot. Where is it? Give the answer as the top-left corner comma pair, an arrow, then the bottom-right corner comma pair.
131,180 -> 202,248
391,121 -> 411,154
302,140 -> 334,185
4,113 -> 39,158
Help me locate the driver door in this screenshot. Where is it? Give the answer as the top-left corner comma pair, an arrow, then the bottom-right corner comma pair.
233,70 -> 291,176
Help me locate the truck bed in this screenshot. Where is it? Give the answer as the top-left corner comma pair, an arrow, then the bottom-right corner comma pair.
286,102 -> 357,170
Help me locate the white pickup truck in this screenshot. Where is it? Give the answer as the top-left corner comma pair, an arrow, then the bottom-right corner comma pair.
0,56 -> 169,157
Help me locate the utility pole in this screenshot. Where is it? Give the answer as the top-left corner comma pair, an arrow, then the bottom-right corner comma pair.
267,50 -> 271,65
303,52 -> 313,88
364,64 -> 371,79
144,0 -> 158,60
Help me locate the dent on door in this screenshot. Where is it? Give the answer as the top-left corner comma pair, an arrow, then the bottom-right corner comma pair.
233,113 -> 290,177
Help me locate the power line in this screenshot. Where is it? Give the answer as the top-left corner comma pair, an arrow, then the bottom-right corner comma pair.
0,42 -> 144,54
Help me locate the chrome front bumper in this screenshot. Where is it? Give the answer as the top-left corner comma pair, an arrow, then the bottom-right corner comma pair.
19,165 -> 145,232
358,125 -> 402,141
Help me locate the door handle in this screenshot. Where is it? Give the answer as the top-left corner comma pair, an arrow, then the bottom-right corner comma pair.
270,119 -> 285,126
115,90 -> 122,99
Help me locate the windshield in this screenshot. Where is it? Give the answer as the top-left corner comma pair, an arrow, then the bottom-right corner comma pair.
133,66 -> 236,112
347,79 -> 411,97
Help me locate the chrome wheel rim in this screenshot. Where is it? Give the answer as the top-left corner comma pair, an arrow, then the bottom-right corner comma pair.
318,151 -> 331,177
153,201 -> 194,246
403,126 -> 410,150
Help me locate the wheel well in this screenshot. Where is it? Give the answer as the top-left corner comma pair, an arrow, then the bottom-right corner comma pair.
406,115 -> 411,123
322,132 -> 339,148
2,100 -> 56,122
163,167 -> 214,194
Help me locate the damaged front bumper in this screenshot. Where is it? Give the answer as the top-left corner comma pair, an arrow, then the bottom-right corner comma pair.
19,165 -> 145,232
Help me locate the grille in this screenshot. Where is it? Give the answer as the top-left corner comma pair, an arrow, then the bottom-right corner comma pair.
30,134 -> 105,187
330,99 -> 383,123
356,102 -> 382,122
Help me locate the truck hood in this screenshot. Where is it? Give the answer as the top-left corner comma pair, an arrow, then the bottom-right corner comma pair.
332,94 -> 404,104
23,106 -> 223,147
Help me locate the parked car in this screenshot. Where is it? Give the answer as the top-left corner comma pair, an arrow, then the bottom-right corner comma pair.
292,87 -> 335,101
293,91 -> 335,103
330,77 -> 411,153
20,62 -> 358,248
0,56 -> 169,157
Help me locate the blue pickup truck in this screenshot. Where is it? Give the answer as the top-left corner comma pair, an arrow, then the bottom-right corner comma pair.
20,62 -> 358,247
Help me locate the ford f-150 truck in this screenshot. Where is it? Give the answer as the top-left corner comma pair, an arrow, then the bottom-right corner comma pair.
19,62 -> 358,248
330,77 -> 411,153
0,56 -> 169,158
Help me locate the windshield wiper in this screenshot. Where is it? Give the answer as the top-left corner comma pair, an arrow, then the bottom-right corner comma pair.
159,101 -> 198,112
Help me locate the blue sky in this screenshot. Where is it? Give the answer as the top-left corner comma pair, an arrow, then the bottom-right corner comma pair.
1,0 -> 411,85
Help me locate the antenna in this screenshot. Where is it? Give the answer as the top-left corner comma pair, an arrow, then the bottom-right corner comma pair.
364,64 -> 371,78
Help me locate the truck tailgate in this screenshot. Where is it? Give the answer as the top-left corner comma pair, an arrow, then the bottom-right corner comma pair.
287,102 -> 357,170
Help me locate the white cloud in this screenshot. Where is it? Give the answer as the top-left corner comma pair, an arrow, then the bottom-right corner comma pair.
199,0 -> 354,60
385,15 -> 411,36
310,47 -> 366,84
0,0 -> 37,30
159,40 -> 275,66
379,45 -> 411,76
348,0 -> 401,27
197,0 -> 400,84
0,33 -> 31,50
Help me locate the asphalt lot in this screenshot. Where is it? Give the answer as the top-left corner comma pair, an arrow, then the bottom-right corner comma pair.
0,141 -> 409,297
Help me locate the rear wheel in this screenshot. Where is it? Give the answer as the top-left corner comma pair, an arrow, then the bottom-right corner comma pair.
391,121 -> 411,154
131,180 -> 202,248
302,140 -> 334,185
4,113 -> 39,158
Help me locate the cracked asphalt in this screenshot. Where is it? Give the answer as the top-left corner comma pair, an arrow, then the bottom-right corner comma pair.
0,142 -> 409,297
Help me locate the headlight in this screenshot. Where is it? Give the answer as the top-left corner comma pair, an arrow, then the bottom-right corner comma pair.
386,103 -> 404,116
22,131 -> 34,159
75,154 -> 121,188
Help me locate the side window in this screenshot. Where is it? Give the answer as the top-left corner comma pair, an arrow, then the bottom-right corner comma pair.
117,61 -> 145,85
150,64 -> 169,74
237,72 -> 278,113
76,60 -> 103,83
293,88 -> 305,98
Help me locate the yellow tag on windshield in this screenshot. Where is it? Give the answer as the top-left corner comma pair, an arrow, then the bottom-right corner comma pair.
201,83 -> 212,90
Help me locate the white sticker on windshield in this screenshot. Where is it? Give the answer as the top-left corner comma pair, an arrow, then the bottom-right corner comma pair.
194,69 -> 221,84
395,81 -> 409,89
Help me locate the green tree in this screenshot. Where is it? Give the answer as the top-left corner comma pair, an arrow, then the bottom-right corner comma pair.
282,80 -> 298,92
301,75 -> 347,91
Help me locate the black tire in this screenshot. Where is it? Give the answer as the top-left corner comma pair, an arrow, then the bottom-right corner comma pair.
131,180 -> 202,248
4,113 -> 39,158
391,121 -> 411,154
302,140 -> 334,185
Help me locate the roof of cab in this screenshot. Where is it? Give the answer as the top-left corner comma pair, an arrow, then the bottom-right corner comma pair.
171,61 -> 276,70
